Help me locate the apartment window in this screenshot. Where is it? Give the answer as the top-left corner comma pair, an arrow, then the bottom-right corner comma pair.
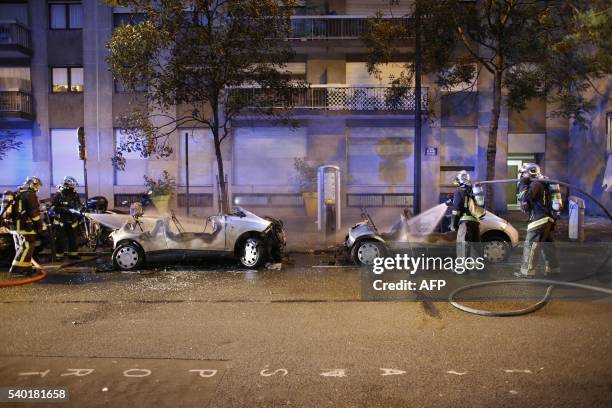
178,129 -> 214,186
51,67 -> 83,92
114,129 -> 148,186
0,129 -> 33,186
441,92 -> 478,127
50,129 -> 84,185
112,12 -> 146,28
49,2 -> 83,29
347,127 -> 414,186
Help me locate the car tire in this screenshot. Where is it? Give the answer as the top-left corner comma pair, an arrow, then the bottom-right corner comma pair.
351,239 -> 386,266
239,237 -> 267,268
482,238 -> 510,263
112,242 -> 145,271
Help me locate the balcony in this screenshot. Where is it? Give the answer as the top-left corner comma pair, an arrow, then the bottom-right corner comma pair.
289,16 -> 411,40
0,21 -> 32,57
230,85 -> 427,113
0,91 -> 34,121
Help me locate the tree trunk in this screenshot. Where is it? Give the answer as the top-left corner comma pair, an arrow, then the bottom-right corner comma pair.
485,69 -> 502,210
213,134 -> 229,214
212,99 -> 229,214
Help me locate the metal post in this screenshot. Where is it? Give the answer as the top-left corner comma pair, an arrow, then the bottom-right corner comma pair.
185,132 -> 190,216
413,5 -> 422,215
83,158 -> 88,202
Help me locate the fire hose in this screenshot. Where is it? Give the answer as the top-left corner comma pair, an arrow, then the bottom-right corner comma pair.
0,255 -> 103,288
449,178 -> 612,316
0,259 -> 48,288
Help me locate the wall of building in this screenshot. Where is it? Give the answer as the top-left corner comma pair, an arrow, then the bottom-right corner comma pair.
1,0 -> 609,222
568,79 -> 612,216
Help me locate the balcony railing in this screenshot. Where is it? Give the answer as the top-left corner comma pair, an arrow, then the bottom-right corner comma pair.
229,85 -> 427,112
289,16 -> 411,40
0,91 -> 33,118
0,21 -> 32,54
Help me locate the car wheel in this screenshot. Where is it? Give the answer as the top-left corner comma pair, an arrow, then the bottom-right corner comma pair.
240,237 -> 266,268
351,239 -> 386,266
112,242 -> 144,271
482,239 -> 510,263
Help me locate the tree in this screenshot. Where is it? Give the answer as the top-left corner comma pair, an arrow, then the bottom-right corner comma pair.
0,130 -> 22,160
364,0 -> 610,209
106,0 -> 300,213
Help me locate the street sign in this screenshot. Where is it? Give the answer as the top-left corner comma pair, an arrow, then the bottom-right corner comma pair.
425,147 -> 437,156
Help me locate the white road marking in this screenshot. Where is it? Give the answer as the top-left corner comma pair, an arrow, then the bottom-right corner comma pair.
18,370 -> 50,377
123,369 -> 152,378
189,369 -> 218,378
380,368 -> 406,376
61,369 -> 95,377
445,370 -> 467,376
260,368 -> 288,377
509,390 -> 519,394
320,369 -> 346,378
504,369 -> 532,374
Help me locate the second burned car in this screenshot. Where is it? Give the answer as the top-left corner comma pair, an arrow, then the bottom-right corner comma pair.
345,205 -> 520,266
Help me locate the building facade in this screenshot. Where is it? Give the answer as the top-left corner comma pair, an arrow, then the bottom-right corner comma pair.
1,0 -> 610,228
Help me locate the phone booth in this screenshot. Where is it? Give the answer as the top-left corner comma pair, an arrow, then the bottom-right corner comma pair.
317,165 -> 341,237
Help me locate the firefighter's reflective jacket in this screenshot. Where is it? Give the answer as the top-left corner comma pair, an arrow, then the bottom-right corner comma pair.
520,180 -> 557,231
11,188 -> 43,235
50,189 -> 82,227
451,186 -> 484,230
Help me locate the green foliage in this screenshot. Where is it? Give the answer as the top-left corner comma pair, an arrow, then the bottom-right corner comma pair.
365,0 -> 609,122
363,0 -> 609,208
144,170 -> 176,197
105,0 -> 301,212
293,157 -> 318,193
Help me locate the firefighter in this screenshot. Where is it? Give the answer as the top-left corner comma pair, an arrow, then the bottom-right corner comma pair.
9,176 -> 47,277
516,163 -> 561,278
50,176 -> 82,260
450,170 -> 484,266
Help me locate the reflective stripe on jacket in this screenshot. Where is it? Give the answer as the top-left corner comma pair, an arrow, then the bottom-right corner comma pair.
527,216 -> 555,231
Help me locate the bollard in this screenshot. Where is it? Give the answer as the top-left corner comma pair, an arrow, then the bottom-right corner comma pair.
568,196 -> 585,242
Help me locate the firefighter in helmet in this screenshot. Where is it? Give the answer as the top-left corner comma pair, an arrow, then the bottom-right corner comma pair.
516,163 -> 562,278
9,176 -> 46,276
50,176 -> 82,260
451,170 -> 484,266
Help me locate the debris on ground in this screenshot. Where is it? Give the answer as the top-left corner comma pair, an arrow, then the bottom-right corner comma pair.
266,263 -> 282,270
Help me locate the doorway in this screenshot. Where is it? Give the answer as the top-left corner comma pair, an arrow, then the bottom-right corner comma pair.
507,154 -> 536,210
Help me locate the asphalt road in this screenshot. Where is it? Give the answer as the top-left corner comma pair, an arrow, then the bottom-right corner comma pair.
1,252 -> 611,408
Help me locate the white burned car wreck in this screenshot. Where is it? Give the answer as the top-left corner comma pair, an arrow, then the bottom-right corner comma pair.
86,207 -> 285,271
345,205 -> 520,266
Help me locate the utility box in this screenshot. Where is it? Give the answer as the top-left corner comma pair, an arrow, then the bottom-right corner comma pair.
317,165 -> 341,237
568,195 -> 585,242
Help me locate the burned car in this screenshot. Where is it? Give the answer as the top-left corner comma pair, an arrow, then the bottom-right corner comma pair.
0,227 -> 14,266
345,204 -> 519,266
85,207 -> 285,271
